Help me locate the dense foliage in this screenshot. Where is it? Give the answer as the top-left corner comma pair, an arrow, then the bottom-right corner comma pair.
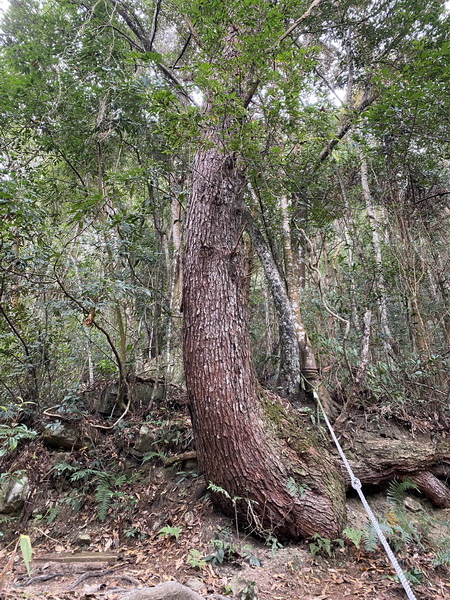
0,0 -> 449,424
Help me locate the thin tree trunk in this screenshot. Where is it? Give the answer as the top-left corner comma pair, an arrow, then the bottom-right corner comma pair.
395,212 -> 430,359
246,213 -> 301,398
355,308 -> 372,385
338,172 -> 360,330
278,195 -> 339,416
69,251 -> 95,386
165,175 -> 184,383
360,153 -> 393,356
292,195 -> 308,290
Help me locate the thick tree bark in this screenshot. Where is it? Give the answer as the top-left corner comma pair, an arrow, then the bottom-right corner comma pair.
183,130 -> 346,539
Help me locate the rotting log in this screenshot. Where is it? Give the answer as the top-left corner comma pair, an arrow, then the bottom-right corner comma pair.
410,471 -> 450,507
342,433 -> 450,507
161,423 -> 450,510
120,581 -> 204,600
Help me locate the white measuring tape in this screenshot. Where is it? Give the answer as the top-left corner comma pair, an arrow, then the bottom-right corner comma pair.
313,389 -> 417,600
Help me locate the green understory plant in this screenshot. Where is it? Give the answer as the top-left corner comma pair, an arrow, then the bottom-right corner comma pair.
0,423 -> 38,457
384,567 -> 423,586
50,461 -> 137,522
309,533 -> 344,557
342,527 -> 365,549
158,525 -> 182,540
286,477 -> 310,498
186,548 -> 207,570
345,480 -> 423,555
432,537 -> 450,567
203,528 -> 261,567
368,480 -> 422,553
264,533 -> 283,556
124,526 -> 148,540
204,529 -> 238,566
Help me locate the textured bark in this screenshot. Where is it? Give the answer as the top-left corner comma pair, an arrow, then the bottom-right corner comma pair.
354,308 -> 372,385
121,582 -> 204,600
183,133 -> 346,539
165,173 -> 184,382
410,471 -> 450,508
292,195 -> 308,290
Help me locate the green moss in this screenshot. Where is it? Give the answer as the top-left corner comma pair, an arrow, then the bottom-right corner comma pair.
260,390 -> 320,456
263,396 -> 286,424
259,388 -> 346,532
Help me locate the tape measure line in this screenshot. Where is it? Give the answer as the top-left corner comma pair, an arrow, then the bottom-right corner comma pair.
313,389 -> 417,600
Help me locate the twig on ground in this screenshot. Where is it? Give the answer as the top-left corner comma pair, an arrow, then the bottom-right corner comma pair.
23,573 -> 65,586
66,568 -> 117,590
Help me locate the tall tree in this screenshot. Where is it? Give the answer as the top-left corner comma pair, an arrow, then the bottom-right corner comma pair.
2,0 -> 450,538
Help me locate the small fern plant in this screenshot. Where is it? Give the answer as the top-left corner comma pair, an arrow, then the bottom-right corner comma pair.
94,472 -> 128,522
433,538 -> 450,567
386,479 -> 419,505
386,479 -> 422,550
362,479 -> 422,553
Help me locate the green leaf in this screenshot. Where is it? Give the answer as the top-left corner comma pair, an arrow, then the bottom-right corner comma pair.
19,534 -> 33,576
158,525 -> 182,539
343,527 -> 364,548
126,51 -> 163,63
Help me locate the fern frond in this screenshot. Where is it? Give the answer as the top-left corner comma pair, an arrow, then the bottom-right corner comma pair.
433,548 -> 450,567
394,510 -> 421,546
115,474 -> 127,487
69,468 -> 97,482
363,522 -> 379,552
363,519 -> 394,552
387,479 -> 419,506
94,482 -> 112,521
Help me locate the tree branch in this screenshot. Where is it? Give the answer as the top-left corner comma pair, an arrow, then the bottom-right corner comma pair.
244,0 -> 323,109
53,268 -> 125,383
106,0 -> 199,106
317,90 -> 378,164
156,63 -> 199,106
103,24 -> 144,51
275,0 -> 323,47
0,302 -> 39,396
172,33 -> 192,69
148,0 -> 162,51
414,191 -> 450,204
112,0 -> 147,44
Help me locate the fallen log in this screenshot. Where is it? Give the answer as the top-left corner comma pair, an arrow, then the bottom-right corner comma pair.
342,431 -> 450,507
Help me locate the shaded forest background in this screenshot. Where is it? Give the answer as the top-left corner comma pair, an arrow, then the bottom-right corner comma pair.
1,0 -> 450,541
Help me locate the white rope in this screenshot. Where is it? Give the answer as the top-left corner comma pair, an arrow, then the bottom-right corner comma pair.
313,389 -> 417,600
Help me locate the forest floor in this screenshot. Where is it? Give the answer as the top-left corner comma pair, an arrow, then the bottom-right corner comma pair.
1,401 -> 450,600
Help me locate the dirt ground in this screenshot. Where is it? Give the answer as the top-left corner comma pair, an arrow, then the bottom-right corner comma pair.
1,406 -> 449,600
1,469 -> 449,600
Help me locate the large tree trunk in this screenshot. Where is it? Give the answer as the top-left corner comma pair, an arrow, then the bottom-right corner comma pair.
182,129 -> 346,539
